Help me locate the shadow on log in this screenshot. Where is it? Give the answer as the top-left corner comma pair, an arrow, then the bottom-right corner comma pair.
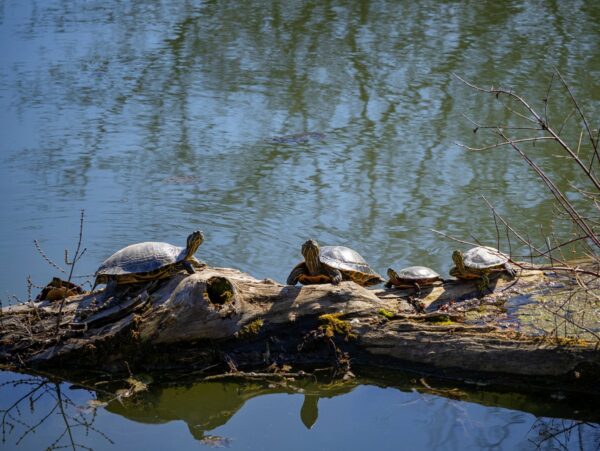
1,265 -> 598,395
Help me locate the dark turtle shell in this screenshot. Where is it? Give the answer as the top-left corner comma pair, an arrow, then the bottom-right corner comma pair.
96,241 -> 190,277
94,231 -> 204,286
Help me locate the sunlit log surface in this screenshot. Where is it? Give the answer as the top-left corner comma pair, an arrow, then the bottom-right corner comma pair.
0,265 -> 598,394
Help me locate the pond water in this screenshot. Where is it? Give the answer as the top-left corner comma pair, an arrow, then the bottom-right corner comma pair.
1,370 -> 599,451
1,0 -> 599,449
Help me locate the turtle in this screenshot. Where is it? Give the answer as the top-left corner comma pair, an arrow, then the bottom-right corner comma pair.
449,246 -> 516,290
36,277 -> 84,302
286,239 -> 383,287
385,265 -> 442,293
93,230 -> 205,290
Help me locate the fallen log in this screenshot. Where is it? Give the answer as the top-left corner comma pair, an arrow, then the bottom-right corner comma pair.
0,265 -> 598,394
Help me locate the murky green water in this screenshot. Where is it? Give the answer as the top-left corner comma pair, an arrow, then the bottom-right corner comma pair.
1,0 -> 600,449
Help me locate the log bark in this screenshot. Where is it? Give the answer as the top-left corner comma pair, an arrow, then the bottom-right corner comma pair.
1,266 -> 598,394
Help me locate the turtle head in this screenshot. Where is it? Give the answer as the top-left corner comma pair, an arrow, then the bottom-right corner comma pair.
301,239 -> 321,273
386,268 -> 398,281
451,250 -> 464,270
186,231 -> 204,257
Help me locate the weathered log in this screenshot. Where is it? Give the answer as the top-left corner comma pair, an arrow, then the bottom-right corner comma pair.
0,266 -> 598,394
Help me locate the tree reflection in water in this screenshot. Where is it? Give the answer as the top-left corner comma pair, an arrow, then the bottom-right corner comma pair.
0,374 -> 113,449
528,418 -> 600,450
1,371 -> 599,450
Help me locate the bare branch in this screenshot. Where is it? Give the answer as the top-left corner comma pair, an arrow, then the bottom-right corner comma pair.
455,136 -> 556,152
497,130 -> 600,249
454,72 -> 600,191
555,69 -> 599,155
34,240 -> 67,275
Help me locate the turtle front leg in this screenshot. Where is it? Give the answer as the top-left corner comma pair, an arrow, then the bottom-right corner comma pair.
476,272 -> 490,293
287,266 -> 306,285
103,278 -> 118,298
182,260 -> 196,274
413,281 -> 422,296
190,259 -> 207,270
504,263 -> 517,279
385,268 -> 396,289
325,267 -> 343,285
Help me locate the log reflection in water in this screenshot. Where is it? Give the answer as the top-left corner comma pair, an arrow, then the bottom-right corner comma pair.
1,370 -> 599,450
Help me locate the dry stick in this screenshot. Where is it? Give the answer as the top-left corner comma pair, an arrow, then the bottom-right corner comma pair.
569,182 -> 600,204
455,136 -> 554,152
505,217 -> 513,257
453,73 -> 600,192
540,303 -> 600,342
498,95 -> 539,124
542,72 -> 555,128
545,235 -> 554,267
491,202 -> 501,251
480,196 -> 547,257
497,130 -> 600,249
556,108 -> 576,137
203,371 -> 312,381
430,229 -> 480,248
55,210 -> 86,335
460,113 -> 542,131
33,240 -> 67,275
487,134 -> 593,248
555,70 -> 599,162
575,128 -> 584,158
526,232 -> 534,266
431,228 -> 600,278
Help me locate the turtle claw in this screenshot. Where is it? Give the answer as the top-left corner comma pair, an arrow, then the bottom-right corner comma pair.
505,265 -> 517,279
183,260 -> 195,274
414,282 -> 422,296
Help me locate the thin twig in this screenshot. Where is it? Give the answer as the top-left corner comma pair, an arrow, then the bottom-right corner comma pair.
33,240 -> 66,275
455,136 -> 555,152
55,210 -> 86,334
453,72 -> 600,191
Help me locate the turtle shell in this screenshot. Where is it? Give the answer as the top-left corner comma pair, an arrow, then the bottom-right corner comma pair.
462,246 -> 509,269
395,266 -> 440,281
320,246 -> 380,277
96,241 -> 188,277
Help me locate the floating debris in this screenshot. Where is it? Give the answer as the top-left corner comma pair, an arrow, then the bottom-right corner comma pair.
199,435 -> 232,448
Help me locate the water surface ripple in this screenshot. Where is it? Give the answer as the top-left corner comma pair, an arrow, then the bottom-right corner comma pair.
1,1 -> 599,448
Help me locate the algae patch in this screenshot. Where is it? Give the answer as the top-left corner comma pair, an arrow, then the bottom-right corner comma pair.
318,313 -> 356,339
239,319 -> 264,337
378,309 -> 395,320
424,314 -> 456,325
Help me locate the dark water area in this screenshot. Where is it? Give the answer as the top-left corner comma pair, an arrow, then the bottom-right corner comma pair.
1,0 -> 600,449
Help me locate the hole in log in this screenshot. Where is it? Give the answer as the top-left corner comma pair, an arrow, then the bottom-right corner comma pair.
206,277 -> 235,306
